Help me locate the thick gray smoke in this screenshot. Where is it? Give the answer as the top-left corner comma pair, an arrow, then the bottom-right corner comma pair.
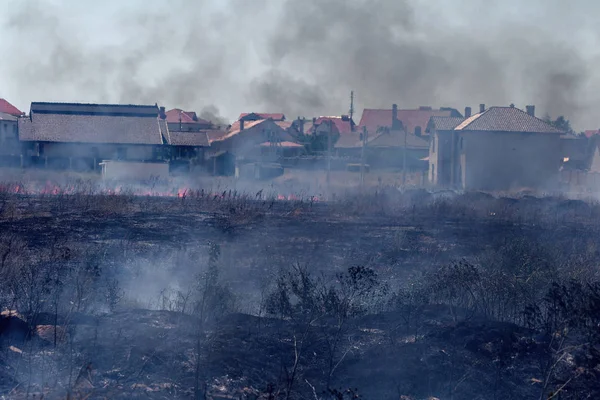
1,0 -> 599,129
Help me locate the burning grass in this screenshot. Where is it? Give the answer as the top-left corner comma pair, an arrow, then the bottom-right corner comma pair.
2,176 -> 600,399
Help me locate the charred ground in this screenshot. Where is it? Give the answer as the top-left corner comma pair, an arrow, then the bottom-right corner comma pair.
0,189 -> 599,399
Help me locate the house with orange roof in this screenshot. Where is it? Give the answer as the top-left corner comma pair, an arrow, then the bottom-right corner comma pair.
0,98 -> 23,117
358,104 -> 462,137
165,108 -> 213,131
210,118 -> 302,167
0,99 -> 23,162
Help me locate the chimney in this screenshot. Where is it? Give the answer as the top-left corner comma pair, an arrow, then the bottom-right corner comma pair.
464,107 -> 471,118
159,106 -> 166,119
479,104 -> 485,113
299,117 -> 305,134
240,119 -> 245,131
526,105 -> 535,117
392,104 -> 401,130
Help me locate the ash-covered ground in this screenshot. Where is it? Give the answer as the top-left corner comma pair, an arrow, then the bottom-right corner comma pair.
1,187 -> 599,399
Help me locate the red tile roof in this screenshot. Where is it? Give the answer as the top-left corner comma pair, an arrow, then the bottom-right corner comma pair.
165,108 -> 211,125
207,130 -> 227,143
359,108 -> 453,135
238,112 -> 285,121
584,130 -> 599,138
0,99 -> 22,116
334,132 -> 362,149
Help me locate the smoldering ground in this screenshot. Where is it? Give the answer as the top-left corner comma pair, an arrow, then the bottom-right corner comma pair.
2,0 -> 600,129
2,191 -> 600,398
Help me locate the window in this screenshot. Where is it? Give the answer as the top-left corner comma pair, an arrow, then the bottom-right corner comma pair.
116,147 -> 127,160
460,137 -> 464,151
432,136 -> 436,153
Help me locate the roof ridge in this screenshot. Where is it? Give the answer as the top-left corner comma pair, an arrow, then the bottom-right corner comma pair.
31,101 -> 158,108
454,110 -> 487,130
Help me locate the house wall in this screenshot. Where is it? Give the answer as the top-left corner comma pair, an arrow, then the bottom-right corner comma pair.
39,142 -> 158,161
589,147 -> 600,173
460,131 -> 562,191
0,120 -> 19,155
101,161 -> 169,181
219,120 -> 288,160
429,131 -> 453,185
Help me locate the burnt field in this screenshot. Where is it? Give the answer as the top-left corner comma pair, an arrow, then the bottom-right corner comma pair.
1,189 -> 600,399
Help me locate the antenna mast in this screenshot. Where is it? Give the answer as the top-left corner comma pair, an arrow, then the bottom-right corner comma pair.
349,90 -> 355,131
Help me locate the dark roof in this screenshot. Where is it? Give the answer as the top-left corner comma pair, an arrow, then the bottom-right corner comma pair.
312,116 -> 354,134
239,112 -> 285,121
0,99 -> 23,116
167,131 -> 209,147
30,102 -> 159,117
303,119 -> 341,136
20,102 -> 164,145
429,116 -> 465,132
359,107 -> 458,134
455,107 -> 563,134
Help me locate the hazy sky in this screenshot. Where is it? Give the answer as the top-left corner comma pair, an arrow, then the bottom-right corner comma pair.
1,0 -> 599,129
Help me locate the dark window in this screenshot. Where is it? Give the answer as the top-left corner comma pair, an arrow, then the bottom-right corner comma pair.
460,137 -> 464,151
116,147 -> 127,159
432,136 -> 436,152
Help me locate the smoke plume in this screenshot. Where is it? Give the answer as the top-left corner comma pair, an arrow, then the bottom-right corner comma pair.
1,0 -> 599,129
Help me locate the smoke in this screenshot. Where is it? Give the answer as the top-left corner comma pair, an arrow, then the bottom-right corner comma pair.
1,0 -> 600,129
198,105 -> 229,127
264,0 -> 596,126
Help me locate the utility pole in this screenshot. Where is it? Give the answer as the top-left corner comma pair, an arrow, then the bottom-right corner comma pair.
349,91 -> 355,132
402,128 -> 407,187
360,126 -> 367,190
326,120 -> 332,192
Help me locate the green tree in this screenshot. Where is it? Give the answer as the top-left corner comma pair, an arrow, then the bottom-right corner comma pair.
543,114 -> 573,133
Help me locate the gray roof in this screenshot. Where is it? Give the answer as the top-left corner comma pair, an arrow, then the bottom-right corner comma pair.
455,107 -> 563,134
19,102 -> 164,145
166,131 -> 209,147
429,116 -> 465,131
31,102 -> 159,117
335,129 -> 429,150
0,112 -> 17,121
368,129 -> 429,149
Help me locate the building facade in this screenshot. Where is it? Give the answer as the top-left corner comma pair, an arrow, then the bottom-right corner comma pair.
428,105 -> 563,191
